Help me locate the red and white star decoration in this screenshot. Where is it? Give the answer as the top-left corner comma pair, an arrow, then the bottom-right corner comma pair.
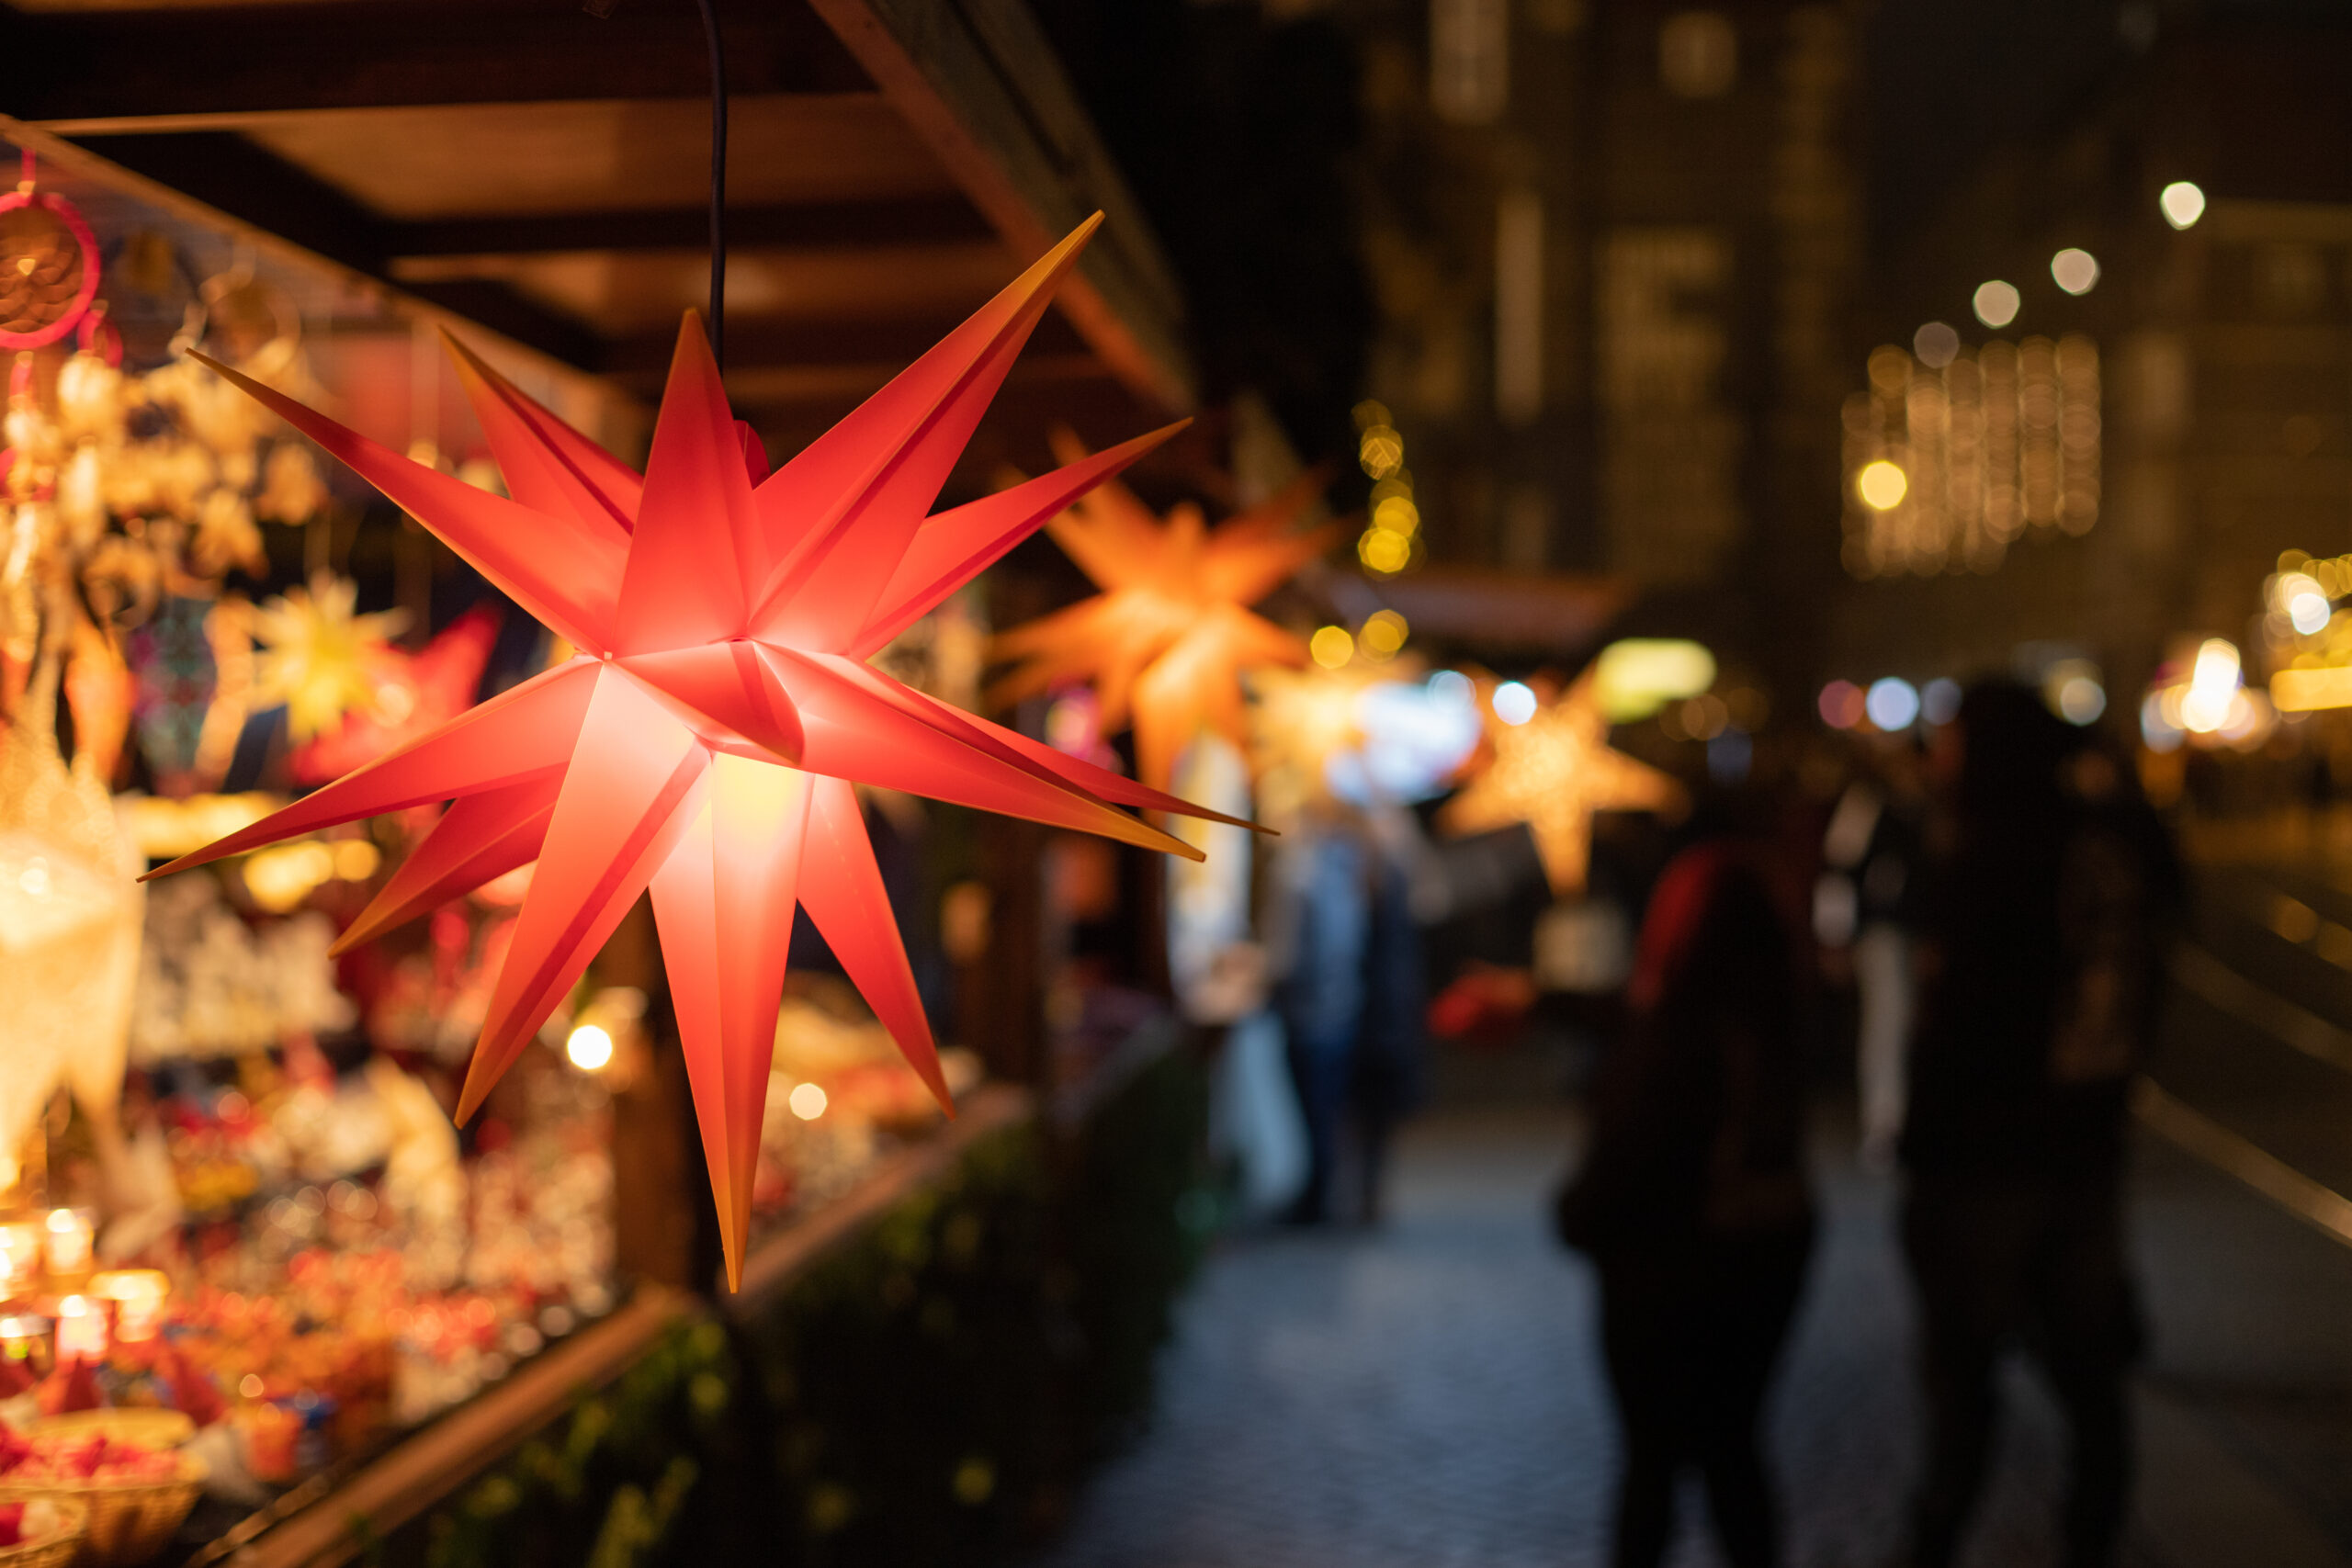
147,218 -> 1241,1285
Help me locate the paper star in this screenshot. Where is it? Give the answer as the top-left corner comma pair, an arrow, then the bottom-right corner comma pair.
250,572 -> 409,742
147,217 -> 1242,1286
990,438 -> 1337,793
287,602 -> 500,785
1441,671 -> 1683,895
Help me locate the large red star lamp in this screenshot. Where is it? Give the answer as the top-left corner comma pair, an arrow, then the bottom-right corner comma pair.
144,218 -> 1243,1287
989,434 -> 1337,795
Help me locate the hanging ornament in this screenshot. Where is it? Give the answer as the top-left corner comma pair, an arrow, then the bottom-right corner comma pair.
249,571 -> 409,743
146,218 -> 1247,1286
990,436 -> 1338,793
288,603 -> 500,784
0,154 -> 100,352
1441,670 -> 1685,895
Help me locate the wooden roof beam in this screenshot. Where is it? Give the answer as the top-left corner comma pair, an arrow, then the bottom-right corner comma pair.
382,195 -> 992,259
804,0 -> 1197,415
0,0 -> 869,124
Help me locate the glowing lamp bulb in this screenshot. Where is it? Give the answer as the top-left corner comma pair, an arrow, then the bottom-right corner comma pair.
565,1023 -> 614,1071
788,1082 -> 828,1121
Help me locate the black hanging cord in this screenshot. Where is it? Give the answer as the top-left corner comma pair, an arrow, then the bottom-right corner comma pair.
695,0 -> 728,369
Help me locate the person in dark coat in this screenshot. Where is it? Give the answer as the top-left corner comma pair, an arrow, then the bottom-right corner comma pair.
1557,834 -> 1815,1568
1899,681 -> 2180,1568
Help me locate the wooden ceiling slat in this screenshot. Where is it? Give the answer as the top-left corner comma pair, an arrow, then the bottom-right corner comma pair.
0,1 -> 869,120
384,195 -> 991,257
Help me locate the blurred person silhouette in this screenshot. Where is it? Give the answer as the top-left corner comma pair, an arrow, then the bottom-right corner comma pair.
1815,740 -> 1927,1168
1555,814 -> 1814,1568
1898,681 -> 2180,1568
1265,799 -> 1427,1224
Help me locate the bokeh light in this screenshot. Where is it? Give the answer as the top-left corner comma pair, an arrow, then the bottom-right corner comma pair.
1973,279 -> 2020,329
1864,677 -> 1920,730
2051,248 -> 2100,295
2180,637 -> 2242,732
2278,571 -> 2330,636
1492,680 -> 1539,726
1359,527 -> 1411,573
1913,321 -> 1960,368
1309,626 -> 1355,669
1922,677 -> 1962,726
2160,181 -> 2206,230
565,1024 -> 614,1072
1856,459 -> 1908,511
1428,669 -> 1475,708
1360,609 -> 1409,659
1817,680 -> 1865,729
788,1082 -> 828,1120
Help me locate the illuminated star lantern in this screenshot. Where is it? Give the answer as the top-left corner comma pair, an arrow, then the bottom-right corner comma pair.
250,572 -> 409,743
990,435 -> 1339,793
288,603 -> 502,785
146,218 -> 1242,1287
1441,671 -> 1684,895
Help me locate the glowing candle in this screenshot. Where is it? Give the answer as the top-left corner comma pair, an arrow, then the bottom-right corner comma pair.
52,1295 -> 104,1362
43,1209 -> 92,1278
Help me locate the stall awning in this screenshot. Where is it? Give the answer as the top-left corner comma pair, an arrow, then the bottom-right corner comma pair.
0,0 -> 1195,461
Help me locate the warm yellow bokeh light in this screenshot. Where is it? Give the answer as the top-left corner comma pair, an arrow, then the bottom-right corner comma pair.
566,1023 -> 614,1071
243,840 -> 336,913
1361,609 -> 1408,659
2051,247 -> 2099,295
1856,459 -> 1908,511
1358,426 -> 1404,479
1972,279 -> 2020,329
2160,181 -> 2206,230
1373,494 -> 1420,536
331,839 -> 382,881
788,1082 -> 829,1120
1310,626 -> 1355,669
1359,528 -> 1411,573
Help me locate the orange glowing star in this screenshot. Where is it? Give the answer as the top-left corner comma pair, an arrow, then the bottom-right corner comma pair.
1441,671 -> 1684,895
989,435 -> 1339,794
144,218 -> 1243,1288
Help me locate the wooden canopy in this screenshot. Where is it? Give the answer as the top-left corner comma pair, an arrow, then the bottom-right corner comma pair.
0,0 -> 1196,466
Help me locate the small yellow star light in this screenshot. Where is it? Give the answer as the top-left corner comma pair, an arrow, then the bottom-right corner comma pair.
250,572 -> 409,741
1441,671 -> 1684,894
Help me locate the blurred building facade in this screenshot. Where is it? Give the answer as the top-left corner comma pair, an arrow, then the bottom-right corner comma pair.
1821,5 -> 2352,718
1341,0 -> 1862,695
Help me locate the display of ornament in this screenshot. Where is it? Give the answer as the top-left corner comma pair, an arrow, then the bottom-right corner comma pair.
146,217 -> 1253,1287
0,653 -> 142,1200
990,435 -> 1339,794
1440,670 -> 1685,894
0,155 -> 100,351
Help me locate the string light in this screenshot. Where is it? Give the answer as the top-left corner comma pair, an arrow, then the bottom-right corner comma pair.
1353,400 -> 1420,575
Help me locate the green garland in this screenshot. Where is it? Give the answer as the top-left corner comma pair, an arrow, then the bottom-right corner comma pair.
381,1046 -> 1209,1568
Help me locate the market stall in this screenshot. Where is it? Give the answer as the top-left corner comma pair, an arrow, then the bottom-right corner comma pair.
0,2 -> 1220,1561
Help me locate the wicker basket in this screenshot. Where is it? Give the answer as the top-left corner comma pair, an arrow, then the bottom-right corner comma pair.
0,1413 -> 204,1568
0,1497 -> 88,1568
